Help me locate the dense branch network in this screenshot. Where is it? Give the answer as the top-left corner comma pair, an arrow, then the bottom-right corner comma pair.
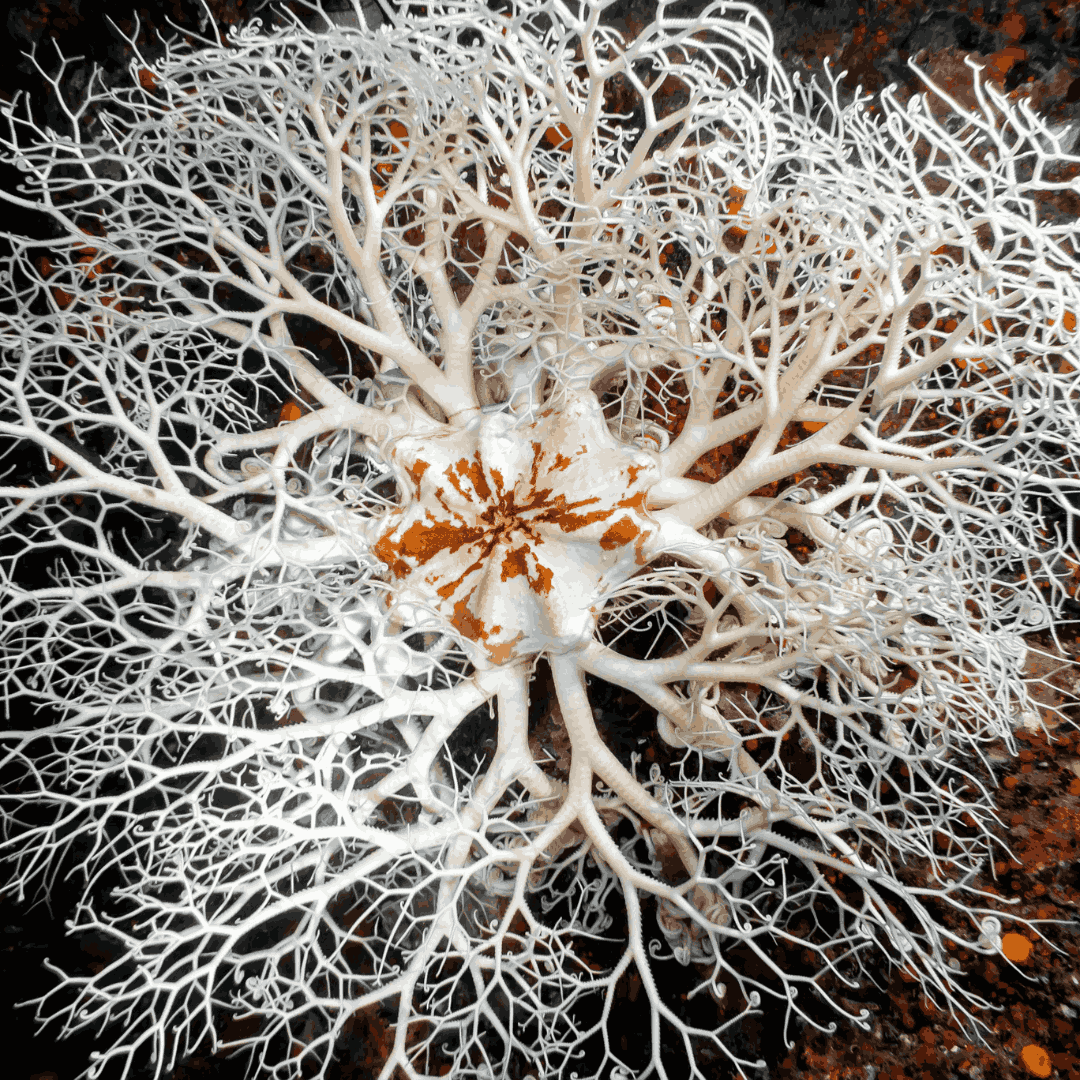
0,1 -> 1078,1078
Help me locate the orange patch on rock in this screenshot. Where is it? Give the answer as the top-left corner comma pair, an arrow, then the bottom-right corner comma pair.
1020,1044 -> 1051,1078
599,516 -> 641,550
1001,932 -> 1033,963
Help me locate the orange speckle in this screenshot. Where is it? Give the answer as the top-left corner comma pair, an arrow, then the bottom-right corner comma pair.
656,296 -> 672,308
1019,1044 -> 1051,1078
279,401 -> 303,423
138,68 -> 158,90
388,120 -> 408,143
801,421 -> 826,433
1064,311 -> 1076,332
1001,932 -> 1033,963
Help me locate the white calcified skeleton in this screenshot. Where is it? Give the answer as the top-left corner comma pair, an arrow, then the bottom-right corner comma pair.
1,1 -> 1078,1077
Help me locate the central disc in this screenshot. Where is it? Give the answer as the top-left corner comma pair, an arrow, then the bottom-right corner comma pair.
372,391 -> 660,663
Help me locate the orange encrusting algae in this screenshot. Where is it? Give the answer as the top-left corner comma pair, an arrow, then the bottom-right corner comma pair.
1020,1044 -> 1052,1078
1001,932 -> 1033,963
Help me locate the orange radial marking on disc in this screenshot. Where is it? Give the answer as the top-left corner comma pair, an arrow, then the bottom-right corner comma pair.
599,516 -> 640,550
454,454 -> 492,501
531,561 -> 554,596
501,543 -> 532,582
371,391 -> 660,661
617,490 -> 648,511
377,517 -> 486,572
485,637 -> 521,666
543,499 -> 611,532
529,442 -> 543,485
436,554 -> 487,599
405,458 -> 430,496
451,597 -> 486,641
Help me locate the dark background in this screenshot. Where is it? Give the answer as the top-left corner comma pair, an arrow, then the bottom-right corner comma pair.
1,2 -> 1078,1079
